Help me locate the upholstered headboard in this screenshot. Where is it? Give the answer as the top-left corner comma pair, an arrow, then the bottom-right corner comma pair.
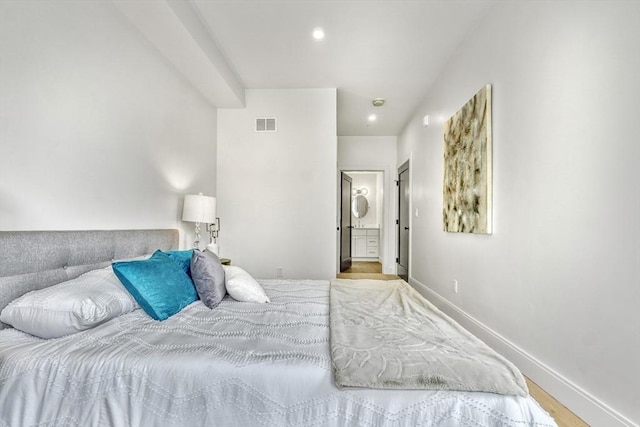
0,229 -> 179,328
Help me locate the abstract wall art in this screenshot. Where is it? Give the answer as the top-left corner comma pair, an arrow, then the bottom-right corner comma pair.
443,84 -> 492,234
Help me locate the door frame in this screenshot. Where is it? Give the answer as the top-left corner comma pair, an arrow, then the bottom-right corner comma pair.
336,164 -> 396,275
397,159 -> 411,281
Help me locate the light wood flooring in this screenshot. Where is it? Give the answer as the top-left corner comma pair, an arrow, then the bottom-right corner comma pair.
526,378 -> 589,427
335,262 -> 588,427
337,261 -> 400,280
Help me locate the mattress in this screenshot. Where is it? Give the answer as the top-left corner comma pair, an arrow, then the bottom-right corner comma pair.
0,279 -> 556,427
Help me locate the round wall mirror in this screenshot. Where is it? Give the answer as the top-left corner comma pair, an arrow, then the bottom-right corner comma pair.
352,195 -> 369,218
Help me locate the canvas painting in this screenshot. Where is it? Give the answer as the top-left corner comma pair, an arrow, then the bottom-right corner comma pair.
443,84 -> 492,234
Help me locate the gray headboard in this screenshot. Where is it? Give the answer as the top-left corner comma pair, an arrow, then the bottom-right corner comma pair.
0,229 -> 179,328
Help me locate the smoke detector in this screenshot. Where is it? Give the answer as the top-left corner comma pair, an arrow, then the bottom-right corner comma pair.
372,98 -> 385,107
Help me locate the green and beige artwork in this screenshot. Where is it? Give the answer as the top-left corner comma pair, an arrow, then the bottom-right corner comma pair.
443,84 -> 492,234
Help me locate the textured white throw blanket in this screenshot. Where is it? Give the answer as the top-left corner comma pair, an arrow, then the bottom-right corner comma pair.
330,279 -> 529,396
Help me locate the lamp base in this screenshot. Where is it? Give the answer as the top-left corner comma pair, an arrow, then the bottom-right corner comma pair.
206,242 -> 219,255
193,222 -> 202,249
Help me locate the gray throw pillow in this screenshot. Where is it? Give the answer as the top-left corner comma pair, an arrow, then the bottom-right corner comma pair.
190,249 -> 226,308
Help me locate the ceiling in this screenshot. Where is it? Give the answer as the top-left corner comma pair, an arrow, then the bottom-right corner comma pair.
190,1 -> 496,136
185,1 -> 496,136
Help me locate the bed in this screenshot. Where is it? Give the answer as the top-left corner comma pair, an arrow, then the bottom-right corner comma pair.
0,229 -> 556,426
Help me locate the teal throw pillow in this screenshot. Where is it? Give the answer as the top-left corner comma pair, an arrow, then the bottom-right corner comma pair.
164,249 -> 194,277
112,251 -> 197,321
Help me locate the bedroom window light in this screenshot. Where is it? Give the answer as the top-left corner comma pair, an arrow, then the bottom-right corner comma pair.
182,193 -> 217,249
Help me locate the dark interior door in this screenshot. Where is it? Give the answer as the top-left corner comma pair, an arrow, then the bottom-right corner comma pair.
340,172 -> 353,272
397,162 -> 410,281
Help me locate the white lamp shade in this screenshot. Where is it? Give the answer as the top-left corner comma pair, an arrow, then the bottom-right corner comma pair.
182,194 -> 217,223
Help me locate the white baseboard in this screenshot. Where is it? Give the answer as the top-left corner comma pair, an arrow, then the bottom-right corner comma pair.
408,277 -> 638,427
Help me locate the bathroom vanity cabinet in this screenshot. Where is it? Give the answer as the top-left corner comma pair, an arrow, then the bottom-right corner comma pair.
352,228 -> 379,259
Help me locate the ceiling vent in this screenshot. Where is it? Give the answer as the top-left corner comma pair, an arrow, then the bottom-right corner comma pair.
256,117 -> 277,132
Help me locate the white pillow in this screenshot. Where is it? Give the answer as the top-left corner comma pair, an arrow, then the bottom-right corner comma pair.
223,265 -> 270,303
0,267 -> 138,339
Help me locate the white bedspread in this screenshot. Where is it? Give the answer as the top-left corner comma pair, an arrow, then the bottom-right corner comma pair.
0,280 -> 556,427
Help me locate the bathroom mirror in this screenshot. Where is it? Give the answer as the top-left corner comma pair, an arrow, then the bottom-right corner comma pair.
352,195 -> 369,218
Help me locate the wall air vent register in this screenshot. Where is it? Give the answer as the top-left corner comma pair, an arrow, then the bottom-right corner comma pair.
255,117 -> 277,132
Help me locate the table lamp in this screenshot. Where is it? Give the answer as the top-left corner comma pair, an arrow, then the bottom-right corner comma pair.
182,193 -> 217,250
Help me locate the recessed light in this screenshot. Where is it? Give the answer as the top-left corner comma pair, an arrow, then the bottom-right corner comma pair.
312,27 -> 325,40
368,114 -> 377,122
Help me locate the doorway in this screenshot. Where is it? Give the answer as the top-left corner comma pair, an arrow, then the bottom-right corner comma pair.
339,172 -> 353,272
339,170 -> 384,273
397,161 -> 410,281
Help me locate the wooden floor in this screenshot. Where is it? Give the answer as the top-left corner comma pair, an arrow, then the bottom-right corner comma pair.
335,262 -> 589,427
341,261 -> 383,274
526,377 -> 589,427
337,261 -> 400,280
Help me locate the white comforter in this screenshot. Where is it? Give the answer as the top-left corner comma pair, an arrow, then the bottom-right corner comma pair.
0,280 -> 556,427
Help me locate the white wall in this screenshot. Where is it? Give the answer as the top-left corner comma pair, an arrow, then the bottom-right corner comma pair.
0,0 -> 218,248
398,2 -> 639,426
217,89 -> 337,279
338,136 -> 397,274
